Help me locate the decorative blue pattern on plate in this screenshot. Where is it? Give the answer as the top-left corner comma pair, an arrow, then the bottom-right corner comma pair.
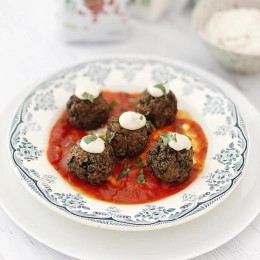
8,57 -> 249,231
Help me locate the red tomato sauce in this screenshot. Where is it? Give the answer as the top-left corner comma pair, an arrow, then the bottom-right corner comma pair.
47,91 -> 208,204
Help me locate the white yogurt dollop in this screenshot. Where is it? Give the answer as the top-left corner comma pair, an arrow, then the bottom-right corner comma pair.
75,85 -> 100,100
119,111 -> 146,130
168,132 -> 191,151
80,135 -> 105,153
204,8 -> 260,55
147,82 -> 170,98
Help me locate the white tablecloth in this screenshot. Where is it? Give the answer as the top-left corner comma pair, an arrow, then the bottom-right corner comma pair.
0,1 -> 260,259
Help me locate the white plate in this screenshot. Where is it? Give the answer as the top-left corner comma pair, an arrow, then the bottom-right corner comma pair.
1,58 -> 260,260
8,57 -> 249,230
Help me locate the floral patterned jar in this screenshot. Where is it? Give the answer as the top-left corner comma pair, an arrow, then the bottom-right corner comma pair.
57,0 -> 129,43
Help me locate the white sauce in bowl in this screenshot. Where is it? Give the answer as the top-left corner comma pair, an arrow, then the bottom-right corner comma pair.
203,8 -> 260,55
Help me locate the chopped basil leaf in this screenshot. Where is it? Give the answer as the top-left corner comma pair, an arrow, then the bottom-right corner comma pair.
160,133 -> 171,146
160,132 -> 178,146
136,156 -> 144,167
153,82 -> 168,100
138,169 -> 146,184
109,100 -> 120,111
117,164 -> 131,181
176,125 -> 182,131
107,131 -> 116,143
160,132 -> 174,146
65,142 -> 70,147
173,132 -> 177,142
150,121 -> 156,131
121,158 -> 127,164
84,135 -> 97,144
82,92 -> 94,103
129,98 -> 137,105
140,115 -> 144,120
99,135 -> 105,141
146,120 -> 156,131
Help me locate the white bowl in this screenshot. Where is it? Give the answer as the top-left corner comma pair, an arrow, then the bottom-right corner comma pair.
192,0 -> 260,74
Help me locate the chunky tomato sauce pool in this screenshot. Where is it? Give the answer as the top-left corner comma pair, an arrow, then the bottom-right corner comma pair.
47,91 -> 208,204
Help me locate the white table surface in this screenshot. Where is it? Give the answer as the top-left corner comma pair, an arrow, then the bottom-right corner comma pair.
0,1 -> 260,259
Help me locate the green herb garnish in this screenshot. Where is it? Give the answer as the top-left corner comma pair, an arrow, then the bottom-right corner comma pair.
117,164 -> 131,181
83,135 -> 97,144
176,125 -> 182,131
107,131 -> 116,143
98,135 -> 105,141
129,98 -> 137,105
138,169 -> 146,184
153,82 -> 168,100
136,156 -> 145,168
160,132 -> 177,146
121,158 -> 127,164
145,120 -> 156,131
65,142 -> 70,147
83,135 -> 104,144
172,132 -> 177,142
140,115 -> 144,120
82,92 -> 94,103
109,100 -> 120,111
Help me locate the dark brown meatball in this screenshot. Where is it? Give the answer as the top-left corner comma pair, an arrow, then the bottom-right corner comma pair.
66,94 -> 109,130
147,139 -> 193,183
67,141 -> 115,185
135,90 -> 177,128
106,115 -> 149,157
